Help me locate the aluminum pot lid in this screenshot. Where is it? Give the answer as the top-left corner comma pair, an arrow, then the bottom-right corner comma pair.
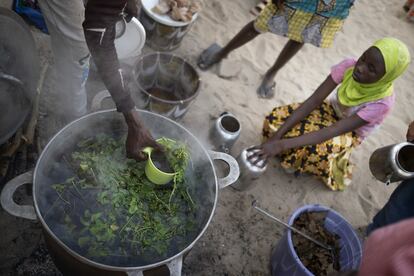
33,110 -> 218,270
141,0 -> 198,27
115,17 -> 146,61
0,8 -> 39,102
0,8 -> 39,145
0,74 -> 30,145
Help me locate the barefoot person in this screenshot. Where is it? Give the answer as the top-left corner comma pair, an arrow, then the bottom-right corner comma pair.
198,0 -> 354,98
248,38 -> 410,191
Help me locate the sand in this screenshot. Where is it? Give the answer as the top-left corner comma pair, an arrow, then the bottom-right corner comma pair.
0,0 -> 413,275
176,0 -> 414,274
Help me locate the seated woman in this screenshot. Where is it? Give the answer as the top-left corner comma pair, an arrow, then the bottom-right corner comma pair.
248,37 -> 410,191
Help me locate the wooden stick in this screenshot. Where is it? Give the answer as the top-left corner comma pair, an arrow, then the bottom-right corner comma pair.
22,63 -> 49,145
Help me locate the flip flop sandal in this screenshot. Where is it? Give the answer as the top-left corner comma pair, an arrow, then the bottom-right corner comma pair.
257,81 -> 276,99
197,43 -> 223,70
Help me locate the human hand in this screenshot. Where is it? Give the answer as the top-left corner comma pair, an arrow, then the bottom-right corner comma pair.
123,110 -> 162,160
407,121 -> 414,142
247,139 -> 286,166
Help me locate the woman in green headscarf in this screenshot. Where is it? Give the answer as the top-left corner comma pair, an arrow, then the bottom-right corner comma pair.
248,37 -> 410,191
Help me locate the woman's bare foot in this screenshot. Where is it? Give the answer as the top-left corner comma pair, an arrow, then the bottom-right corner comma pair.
257,74 -> 276,98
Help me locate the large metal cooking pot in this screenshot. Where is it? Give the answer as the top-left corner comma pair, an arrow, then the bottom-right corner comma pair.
0,8 -> 39,97
0,8 -> 40,144
0,73 -> 31,145
1,109 -> 239,275
91,52 -> 200,121
139,0 -> 198,51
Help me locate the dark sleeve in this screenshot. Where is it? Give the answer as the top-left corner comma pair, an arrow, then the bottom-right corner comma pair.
83,0 -> 135,113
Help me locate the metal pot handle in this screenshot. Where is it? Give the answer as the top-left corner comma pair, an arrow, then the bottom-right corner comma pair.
126,255 -> 183,276
90,90 -> 111,112
0,72 -> 24,86
126,271 -> 143,276
209,150 -> 240,189
166,255 -> 183,276
0,171 -> 37,220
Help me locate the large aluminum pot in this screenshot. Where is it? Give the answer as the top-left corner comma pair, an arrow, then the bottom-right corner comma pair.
91,53 -> 200,121
369,142 -> 414,185
139,0 -> 198,51
1,109 -> 239,275
0,8 -> 40,144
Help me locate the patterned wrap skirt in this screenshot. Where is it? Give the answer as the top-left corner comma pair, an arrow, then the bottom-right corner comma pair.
254,0 -> 354,48
262,102 -> 361,191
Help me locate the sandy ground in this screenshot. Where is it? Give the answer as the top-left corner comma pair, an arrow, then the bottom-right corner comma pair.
1,0 -> 414,275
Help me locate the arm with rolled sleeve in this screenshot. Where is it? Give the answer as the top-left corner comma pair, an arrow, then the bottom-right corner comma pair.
82,0 -> 160,160
83,0 -> 135,113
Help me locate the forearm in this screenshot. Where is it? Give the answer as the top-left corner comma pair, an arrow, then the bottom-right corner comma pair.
283,125 -> 345,149
272,76 -> 337,140
273,102 -> 320,140
123,110 -> 144,128
282,114 -> 367,150
83,0 -> 135,114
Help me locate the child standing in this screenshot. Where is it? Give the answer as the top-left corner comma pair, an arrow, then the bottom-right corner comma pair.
248,38 -> 410,191
198,0 -> 354,98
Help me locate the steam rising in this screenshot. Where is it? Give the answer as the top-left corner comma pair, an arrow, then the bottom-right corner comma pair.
34,110 -> 216,267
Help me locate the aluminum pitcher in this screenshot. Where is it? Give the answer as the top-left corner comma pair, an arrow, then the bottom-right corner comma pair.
369,142 -> 414,185
209,112 -> 241,153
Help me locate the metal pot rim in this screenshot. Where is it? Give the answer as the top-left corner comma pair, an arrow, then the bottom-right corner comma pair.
394,142 -> 414,176
217,114 -> 241,135
32,109 -> 219,272
133,52 -> 201,105
140,0 -> 198,27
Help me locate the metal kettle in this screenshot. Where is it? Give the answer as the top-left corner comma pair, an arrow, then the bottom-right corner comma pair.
209,112 -> 241,153
231,147 -> 267,191
369,142 -> 414,185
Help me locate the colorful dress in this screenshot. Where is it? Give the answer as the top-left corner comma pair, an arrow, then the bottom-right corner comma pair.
262,59 -> 394,191
263,37 -> 410,191
254,0 -> 354,48
263,102 -> 359,191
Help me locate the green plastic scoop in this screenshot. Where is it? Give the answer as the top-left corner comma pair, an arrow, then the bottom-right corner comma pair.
142,138 -> 177,185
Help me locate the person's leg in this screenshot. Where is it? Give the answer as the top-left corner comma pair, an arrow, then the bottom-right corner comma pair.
198,21 -> 260,69
221,21 -> 260,57
258,39 -> 304,98
38,0 -> 89,120
367,178 -> 414,235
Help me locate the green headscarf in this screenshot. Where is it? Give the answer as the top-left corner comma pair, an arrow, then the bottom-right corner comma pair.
338,37 -> 410,107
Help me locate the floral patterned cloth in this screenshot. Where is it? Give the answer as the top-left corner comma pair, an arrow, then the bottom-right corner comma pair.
263,102 -> 361,191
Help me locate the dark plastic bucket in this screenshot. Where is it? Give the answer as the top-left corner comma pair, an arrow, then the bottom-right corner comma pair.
271,204 -> 362,276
